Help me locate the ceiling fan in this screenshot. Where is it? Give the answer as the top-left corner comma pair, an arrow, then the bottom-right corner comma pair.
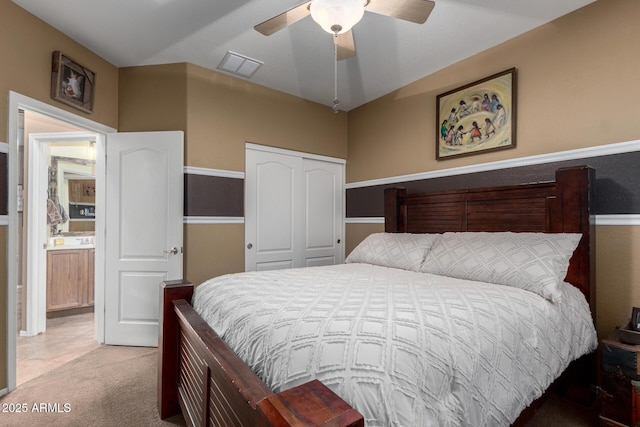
254,0 -> 436,60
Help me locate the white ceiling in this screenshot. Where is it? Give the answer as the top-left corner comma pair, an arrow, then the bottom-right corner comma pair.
13,0 -> 595,111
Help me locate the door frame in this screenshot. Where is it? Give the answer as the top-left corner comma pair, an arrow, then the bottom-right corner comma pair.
26,132 -> 99,337
5,91 -> 115,393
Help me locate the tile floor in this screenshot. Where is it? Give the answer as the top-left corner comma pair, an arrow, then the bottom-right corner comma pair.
16,312 -> 100,385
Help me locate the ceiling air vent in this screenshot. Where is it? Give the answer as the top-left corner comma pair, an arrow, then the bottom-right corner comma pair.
217,51 -> 263,79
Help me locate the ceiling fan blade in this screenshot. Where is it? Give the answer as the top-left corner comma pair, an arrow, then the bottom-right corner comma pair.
365,0 -> 435,24
335,30 -> 356,60
254,1 -> 312,36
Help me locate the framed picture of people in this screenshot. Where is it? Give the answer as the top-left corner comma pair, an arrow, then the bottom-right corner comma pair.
436,68 -> 516,160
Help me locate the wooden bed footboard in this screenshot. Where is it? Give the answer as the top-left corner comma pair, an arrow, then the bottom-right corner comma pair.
158,280 -> 364,427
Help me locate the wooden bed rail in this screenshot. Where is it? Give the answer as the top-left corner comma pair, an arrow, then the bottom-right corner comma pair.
158,279 -> 194,419
158,280 -> 364,427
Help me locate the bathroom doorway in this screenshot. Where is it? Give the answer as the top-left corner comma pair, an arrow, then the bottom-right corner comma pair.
16,110 -> 100,386
6,91 -> 115,392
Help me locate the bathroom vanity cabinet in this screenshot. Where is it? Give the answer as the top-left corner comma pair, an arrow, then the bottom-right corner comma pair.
46,248 -> 95,316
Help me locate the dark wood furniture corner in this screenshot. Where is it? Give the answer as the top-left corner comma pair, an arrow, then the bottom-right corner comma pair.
256,380 -> 364,427
600,331 -> 640,426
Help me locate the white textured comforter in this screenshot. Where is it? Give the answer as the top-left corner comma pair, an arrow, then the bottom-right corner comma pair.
192,263 -> 596,426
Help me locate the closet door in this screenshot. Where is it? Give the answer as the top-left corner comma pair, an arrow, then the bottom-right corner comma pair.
303,158 -> 343,267
245,149 -> 303,271
245,146 -> 344,272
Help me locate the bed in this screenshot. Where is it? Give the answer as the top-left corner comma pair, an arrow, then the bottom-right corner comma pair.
158,165 -> 596,426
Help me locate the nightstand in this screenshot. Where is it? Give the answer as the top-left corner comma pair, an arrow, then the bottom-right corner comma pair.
600,331 -> 640,426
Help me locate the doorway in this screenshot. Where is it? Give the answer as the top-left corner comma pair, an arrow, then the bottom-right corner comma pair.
6,91 -> 115,392
25,129 -> 99,336
17,114 -> 99,386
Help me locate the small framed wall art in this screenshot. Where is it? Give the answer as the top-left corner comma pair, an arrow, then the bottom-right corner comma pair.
436,68 -> 516,160
51,51 -> 95,113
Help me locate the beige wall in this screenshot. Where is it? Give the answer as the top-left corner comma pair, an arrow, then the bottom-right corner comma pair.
596,227 -> 640,334
345,0 -> 640,338
347,0 -> 640,182
345,223 -> 384,257
118,63 -> 188,133
0,2 -> 119,390
118,62 -> 348,286
185,63 -> 347,171
0,3 -> 118,139
185,224 -> 244,288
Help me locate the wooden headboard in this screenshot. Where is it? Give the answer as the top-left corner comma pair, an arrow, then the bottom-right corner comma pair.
384,165 -> 595,316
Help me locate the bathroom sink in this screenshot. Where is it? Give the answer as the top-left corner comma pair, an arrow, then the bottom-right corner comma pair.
47,235 -> 95,250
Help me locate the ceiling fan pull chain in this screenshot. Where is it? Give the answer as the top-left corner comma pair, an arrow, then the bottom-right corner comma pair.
333,33 -> 339,113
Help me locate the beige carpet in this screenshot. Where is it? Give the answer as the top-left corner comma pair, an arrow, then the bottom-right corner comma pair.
0,343 -> 598,426
0,345 -> 185,427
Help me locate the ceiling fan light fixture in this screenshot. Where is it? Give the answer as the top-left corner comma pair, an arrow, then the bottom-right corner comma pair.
310,0 -> 365,35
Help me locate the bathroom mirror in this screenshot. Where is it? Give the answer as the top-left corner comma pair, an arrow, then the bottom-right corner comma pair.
49,155 -> 96,234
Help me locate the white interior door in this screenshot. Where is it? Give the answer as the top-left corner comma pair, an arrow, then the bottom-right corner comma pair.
104,131 -> 183,346
303,159 -> 344,266
245,148 -> 302,271
245,145 -> 344,272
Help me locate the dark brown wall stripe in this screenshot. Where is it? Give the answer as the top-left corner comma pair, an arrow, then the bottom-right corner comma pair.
184,174 -> 243,217
0,168 -> 241,219
2,153 -> 635,220
346,151 -> 640,218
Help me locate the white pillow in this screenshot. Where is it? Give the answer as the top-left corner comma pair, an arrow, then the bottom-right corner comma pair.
346,233 -> 439,271
420,232 -> 582,302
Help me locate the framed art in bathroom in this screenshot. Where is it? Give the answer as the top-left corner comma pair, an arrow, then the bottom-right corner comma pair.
51,51 -> 96,113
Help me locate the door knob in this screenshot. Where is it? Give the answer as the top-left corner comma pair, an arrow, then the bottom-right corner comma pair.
247,243 -> 253,249
164,247 -> 178,255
